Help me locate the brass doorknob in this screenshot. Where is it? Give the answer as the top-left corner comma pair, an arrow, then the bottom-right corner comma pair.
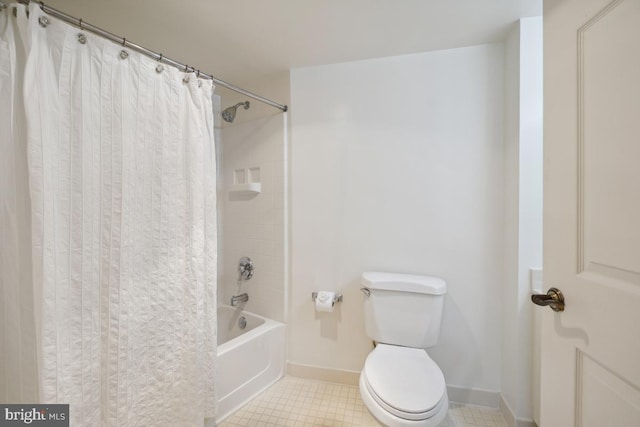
531,287 -> 565,312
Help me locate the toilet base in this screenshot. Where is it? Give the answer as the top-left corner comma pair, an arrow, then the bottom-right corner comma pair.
359,374 -> 449,427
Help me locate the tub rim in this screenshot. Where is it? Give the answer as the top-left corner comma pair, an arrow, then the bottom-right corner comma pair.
217,304 -> 285,354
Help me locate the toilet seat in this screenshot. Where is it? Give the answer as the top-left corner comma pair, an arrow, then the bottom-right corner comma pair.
361,344 -> 446,421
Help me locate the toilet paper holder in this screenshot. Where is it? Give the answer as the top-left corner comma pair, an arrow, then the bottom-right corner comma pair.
311,292 -> 343,306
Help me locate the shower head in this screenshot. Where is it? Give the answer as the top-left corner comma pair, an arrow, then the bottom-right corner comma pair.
221,101 -> 250,123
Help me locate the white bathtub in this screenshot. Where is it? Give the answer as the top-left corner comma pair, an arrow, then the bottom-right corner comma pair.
216,305 -> 286,423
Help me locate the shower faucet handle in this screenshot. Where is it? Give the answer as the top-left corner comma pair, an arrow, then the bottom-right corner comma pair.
238,256 -> 254,280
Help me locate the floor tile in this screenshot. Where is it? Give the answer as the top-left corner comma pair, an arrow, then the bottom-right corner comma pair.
219,376 -> 508,427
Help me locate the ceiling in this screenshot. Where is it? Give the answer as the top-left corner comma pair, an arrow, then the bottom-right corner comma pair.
44,0 -> 541,87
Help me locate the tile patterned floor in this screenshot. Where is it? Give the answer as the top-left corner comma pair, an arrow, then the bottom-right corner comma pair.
219,376 -> 508,427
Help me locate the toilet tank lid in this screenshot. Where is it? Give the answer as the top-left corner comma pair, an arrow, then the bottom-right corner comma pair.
362,272 -> 447,295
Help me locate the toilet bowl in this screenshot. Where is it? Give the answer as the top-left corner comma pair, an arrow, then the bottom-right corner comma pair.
359,344 -> 448,426
359,272 -> 449,427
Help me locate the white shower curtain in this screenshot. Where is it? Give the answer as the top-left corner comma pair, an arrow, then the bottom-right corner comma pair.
1,4 -> 217,426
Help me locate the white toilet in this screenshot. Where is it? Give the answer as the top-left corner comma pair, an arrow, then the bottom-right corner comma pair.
359,272 -> 449,426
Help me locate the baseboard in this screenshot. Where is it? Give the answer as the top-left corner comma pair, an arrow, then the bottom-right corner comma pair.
287,362 -> 360,386
447,384 -> 500,408
500,395 -> 516,427
499,394 -> 538,427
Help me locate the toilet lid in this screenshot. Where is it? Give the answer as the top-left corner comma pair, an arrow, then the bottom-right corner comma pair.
363,344 -> 446,418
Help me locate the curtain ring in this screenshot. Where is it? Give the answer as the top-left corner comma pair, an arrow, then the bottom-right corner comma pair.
183,64 -> 190,83
121,37 -> 126,47
78,18 -> 83,30
155,54 -> 164,73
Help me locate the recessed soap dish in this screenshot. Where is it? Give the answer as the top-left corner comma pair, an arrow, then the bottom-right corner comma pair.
229,167 -> 261,196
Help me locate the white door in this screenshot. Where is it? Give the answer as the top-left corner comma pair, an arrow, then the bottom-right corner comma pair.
541,0 -> 640,425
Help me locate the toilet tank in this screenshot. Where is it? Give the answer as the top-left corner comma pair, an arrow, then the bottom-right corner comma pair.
362,272 -> 446,348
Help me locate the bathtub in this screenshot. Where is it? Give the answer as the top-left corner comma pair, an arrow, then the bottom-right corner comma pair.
216,305 -> 286,422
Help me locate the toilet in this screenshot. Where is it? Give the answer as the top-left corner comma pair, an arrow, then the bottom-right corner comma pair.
359,272 -> 449,426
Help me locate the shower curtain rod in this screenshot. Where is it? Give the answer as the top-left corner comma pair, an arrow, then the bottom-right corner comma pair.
12,0 -> 288,112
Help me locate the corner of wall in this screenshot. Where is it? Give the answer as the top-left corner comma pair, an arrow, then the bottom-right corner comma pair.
501,19 -> 522,415
501,15 -> 543,424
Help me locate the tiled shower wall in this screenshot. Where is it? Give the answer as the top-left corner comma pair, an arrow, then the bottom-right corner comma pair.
217,114 -> 287,322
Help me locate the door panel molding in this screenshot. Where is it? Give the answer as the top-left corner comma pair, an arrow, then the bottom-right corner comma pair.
577,0 -> 640,278
576,349 -> 640,427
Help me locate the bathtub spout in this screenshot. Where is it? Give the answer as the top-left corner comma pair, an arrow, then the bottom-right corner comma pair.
231,293 -> 249,306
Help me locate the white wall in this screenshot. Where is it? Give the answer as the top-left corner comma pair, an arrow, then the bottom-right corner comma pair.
217,113 -> 288,322
501,17 -> 543,425
289,44 -> 505,393
215,72 -> 290,323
